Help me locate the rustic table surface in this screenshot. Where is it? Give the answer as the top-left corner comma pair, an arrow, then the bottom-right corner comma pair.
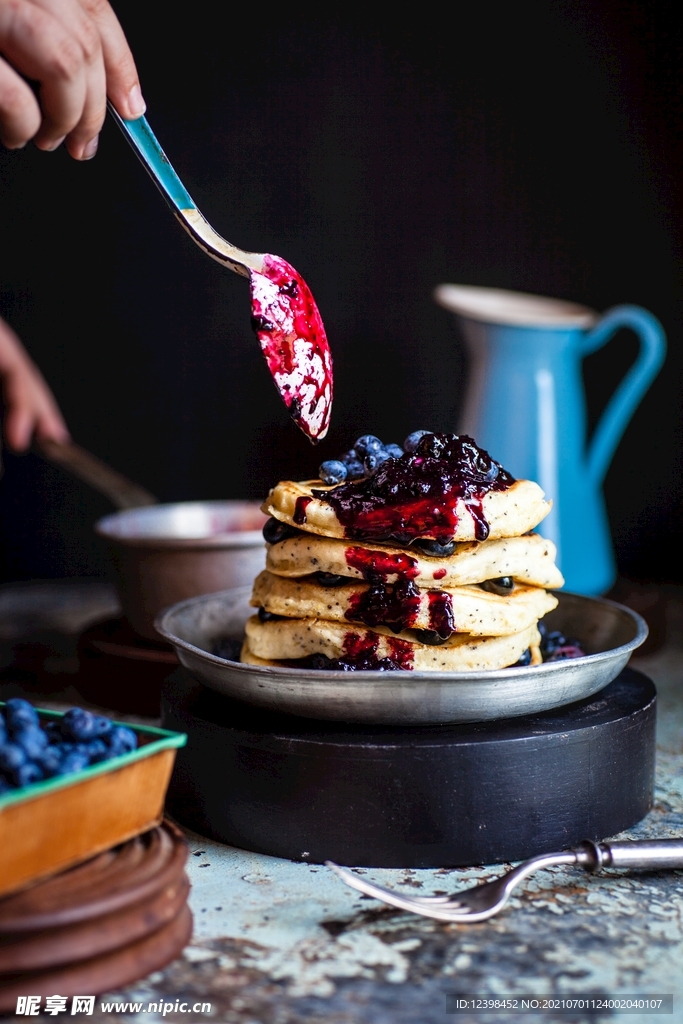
1,581 -> 681,1024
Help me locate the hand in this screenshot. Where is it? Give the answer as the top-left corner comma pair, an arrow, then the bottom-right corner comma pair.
0,316 -> 70,452
0,0 -> 145,160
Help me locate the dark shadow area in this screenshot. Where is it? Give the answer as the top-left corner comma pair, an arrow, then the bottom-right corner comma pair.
0,0 -> 681,581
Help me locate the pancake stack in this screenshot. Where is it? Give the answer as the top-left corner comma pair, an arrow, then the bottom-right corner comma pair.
242,432 -> 564,672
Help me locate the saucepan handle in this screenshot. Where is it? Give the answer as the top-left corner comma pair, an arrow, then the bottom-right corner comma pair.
581,305 -> 666,485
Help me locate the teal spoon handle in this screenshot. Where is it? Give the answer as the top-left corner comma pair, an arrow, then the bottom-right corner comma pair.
108,103 -> 262,278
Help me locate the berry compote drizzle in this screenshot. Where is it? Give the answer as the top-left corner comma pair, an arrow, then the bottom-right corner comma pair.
315,432 -> 514,544
283,632 -> 414,672
250,254 -> 333,442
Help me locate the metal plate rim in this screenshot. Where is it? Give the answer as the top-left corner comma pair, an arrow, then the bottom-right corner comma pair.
155,586 -> 647,684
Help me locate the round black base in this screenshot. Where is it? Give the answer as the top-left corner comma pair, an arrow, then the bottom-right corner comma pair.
161,668 -> 656,867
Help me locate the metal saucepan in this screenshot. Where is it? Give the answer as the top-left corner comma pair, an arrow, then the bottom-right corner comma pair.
38,440 -> 266,640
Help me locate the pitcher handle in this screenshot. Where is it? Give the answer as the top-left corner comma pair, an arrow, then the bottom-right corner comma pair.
581,305 -> 666,485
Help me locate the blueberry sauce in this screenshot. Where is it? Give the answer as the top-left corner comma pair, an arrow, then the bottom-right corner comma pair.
293,496 -> 312,525
345,546 -> 419,580
315,433 -> 514,545
282,631 -> 414,671
345,578 -> 421,634
427,590 -> 455,638
250,254 -> 333,442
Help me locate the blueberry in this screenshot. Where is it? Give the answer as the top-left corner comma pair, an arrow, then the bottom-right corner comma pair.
43,720 -> 63,743
411,538 -> 457,557
319,459 -> 347,485
61,708 -> 98,742
363,450 -> 390,475
343,458 -> 365,480
314,572 -> 346,587
545,640 -> 585,662
79,739 -> 109,762
385,443 -> 404,459
13,725 -> 48,760
262,517 -> 298,545
54,742 -> 76,755
540,630 -> 566,657
36,746 -> 63,777
340,450 -> 366,478
56,750 -> 90,776
91,715 -> 113,738
308,653 -> 335,670
0,776 -> 12,794
5,698 -> 39,731
13,762 -> 43,788
106,726 -> 138,756
257,607 -> 282,623
354,435 -> 384,458
403,430 -> 430,452
0,716 -> 6,744
0,743 -> 27,773
414,629 -> 448,646
514,648 -> 533,667
479,577 -> 515,596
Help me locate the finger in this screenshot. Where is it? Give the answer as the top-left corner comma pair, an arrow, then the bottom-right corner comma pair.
64,32 -> 105,159
26,0 -> 106,158
0,0 -> 87,149
78,0 -> 145,118
3,369 -> 70,451
0,55 -> 41,147
2,373 -> 35,451
33,404 -> 71,443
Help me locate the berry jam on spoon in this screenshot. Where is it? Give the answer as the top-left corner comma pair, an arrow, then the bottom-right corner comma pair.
109,105 -> 332,442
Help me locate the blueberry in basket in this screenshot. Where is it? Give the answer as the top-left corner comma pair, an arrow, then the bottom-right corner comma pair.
0,698 -> 138,792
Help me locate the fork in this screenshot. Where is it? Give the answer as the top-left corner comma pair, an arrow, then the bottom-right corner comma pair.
327,838 -> 683,923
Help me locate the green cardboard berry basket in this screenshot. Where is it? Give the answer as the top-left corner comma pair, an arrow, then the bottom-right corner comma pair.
0,703 -> 186,898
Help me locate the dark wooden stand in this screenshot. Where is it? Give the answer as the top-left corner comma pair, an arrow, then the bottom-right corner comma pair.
0,822 -> 191,1011
162,667 -> 656,867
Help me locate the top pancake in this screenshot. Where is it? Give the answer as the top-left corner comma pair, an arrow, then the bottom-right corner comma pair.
263,477 -> 551,543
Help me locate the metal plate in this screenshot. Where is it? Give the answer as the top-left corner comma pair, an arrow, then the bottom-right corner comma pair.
155,589 -> 647,725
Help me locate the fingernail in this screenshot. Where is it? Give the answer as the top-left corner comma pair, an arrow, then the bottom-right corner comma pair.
83,135 -> 99,160
43,136 -> 66,152
126,84 -> 146,119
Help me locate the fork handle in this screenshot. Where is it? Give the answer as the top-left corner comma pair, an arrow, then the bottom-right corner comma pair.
579,838 -> 683,871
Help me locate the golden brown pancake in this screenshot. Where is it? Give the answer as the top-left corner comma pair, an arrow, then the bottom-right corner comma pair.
265,532 -> 564,589
243,615 -> 541,672
251,569 -> 558,637
262,477 -> 551,543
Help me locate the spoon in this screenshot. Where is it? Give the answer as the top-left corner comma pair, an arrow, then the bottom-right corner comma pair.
108,104 -> 332,442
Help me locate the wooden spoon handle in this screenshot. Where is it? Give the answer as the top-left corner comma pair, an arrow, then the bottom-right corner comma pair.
37,439 -> 156,510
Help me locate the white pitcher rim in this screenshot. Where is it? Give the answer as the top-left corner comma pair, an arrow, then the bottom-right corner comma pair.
434,284 -> 599,328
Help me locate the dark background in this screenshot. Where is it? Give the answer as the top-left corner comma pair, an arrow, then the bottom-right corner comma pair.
0,0 -> 681,584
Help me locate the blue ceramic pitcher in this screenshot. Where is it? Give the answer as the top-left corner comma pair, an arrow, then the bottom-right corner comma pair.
434,285 -> 666,595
